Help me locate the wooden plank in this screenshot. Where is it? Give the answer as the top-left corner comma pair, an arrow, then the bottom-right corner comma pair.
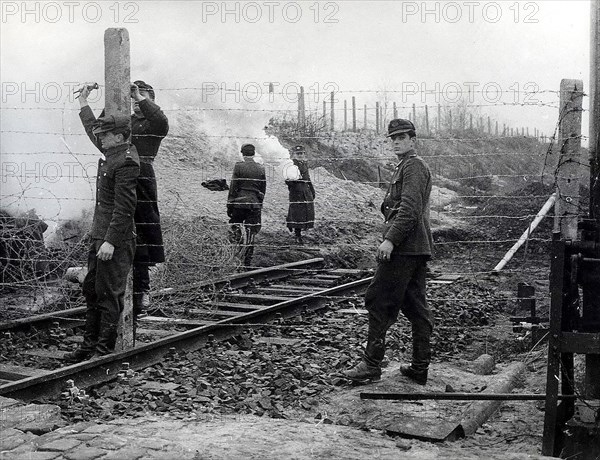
225,293 -> 290,303
136,328 -> 175,337
187,308 -> 244,317
210,301 -> 260,312
559,332 -> 600,353
267,284 -> 323,292
23,349 -> 67,359
256,287 -> 312,296
286,278 -> 333,286
139,316 -> 216,327
0,364 -> 50,381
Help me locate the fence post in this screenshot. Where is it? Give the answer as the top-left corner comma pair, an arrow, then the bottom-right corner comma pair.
412,103 -> 416,125
330,92 -> 335,132
448,109 -> 452,131
375,102 -> 380,134
554,79 -> 584,239
425,105 -> 430,135
343,100 -> 347,131
393,102 -> 398,119
323,100 -> 327,129
104,28 -> 133,351
352,96 -> 356,132
298,86 -> 306,129
437,104 -> 441,132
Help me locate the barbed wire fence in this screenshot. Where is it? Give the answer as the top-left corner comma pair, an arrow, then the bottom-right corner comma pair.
0,83 -> 589,339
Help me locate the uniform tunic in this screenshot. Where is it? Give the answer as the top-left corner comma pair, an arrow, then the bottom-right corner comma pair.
83,143 -> 140,326
80,98 -> 168,265
363,149 -> 434,368
285,160 -> 315,230
227,157 -> 267,234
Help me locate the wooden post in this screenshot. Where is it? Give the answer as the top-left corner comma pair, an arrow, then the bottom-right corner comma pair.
323,100 -> 327,129
412,103 -> 416,125
495,121 -> 498,136
586,0 -> 600,399
437,104 -> 441,132
298,86 -> 306,129
448,109 -> 452,131
343,99 -> 347,131
352,96 -> 356,132
554,79 -> 583,239
488,117 -> 491,134
330,92 -> 335,132
393,102 -> 398,119
511,128 -> 514,136
105,28 -> 133,351
375,102 -> 380,134
527,127 -> 530,137
425,105 -> 430,136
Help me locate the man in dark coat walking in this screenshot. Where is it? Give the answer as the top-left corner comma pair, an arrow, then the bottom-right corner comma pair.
66,107 -> 140,361
227,144 -> 266,266
343,119 -> 434,385
285,145 -> 315,245
78,80 -> 168,317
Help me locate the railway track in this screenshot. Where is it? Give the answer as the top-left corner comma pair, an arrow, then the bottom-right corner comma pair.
0,258 -> 373,401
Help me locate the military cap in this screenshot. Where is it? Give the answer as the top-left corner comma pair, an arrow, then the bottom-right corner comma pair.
133,80 -> 155,100
92,114 -> 131,135
387,118 -> 416,137
241,143 -> 256,156
291,145 -> 306,154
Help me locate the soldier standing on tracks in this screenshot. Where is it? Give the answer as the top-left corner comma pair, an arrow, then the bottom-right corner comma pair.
284,145 -> 316,245
78,81 -> 168,319
343,119 -> 434,385
227,144 -> 267,267
65,97 -> 140,361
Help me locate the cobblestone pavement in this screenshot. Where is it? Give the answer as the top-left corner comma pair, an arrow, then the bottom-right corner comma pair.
1,396 -> 555,460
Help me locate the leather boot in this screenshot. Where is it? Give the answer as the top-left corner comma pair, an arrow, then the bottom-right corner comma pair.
343,315 -> 387,383
400,326 -> 431,385
343,360 -> 381,383
64,309 -> 100,362
94,321 -> 118,356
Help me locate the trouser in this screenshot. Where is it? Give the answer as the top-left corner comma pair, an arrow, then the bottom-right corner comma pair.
363,254 -> 432,370
229,208 -> 261,266
82,239 -> 135,354
133,262 -> 151,315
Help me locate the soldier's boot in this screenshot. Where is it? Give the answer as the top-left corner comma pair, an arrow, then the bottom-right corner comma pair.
400,328 -> 431,385
93,320 -> 118,357
64,309 -> 100,362
343,360 -> 381,383
343,318 -> 386,383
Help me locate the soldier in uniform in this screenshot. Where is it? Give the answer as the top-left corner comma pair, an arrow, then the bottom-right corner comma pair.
78,81 -> 168,318
65,102 -> 140,361
343,119 -> 434,385
227,144 -> 266,266
285,145 -> 315,245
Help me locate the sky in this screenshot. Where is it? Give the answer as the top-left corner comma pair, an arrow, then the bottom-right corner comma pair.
0,0 -> 593,225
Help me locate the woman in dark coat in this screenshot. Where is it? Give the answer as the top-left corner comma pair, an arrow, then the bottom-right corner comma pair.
285,145 -> 315,245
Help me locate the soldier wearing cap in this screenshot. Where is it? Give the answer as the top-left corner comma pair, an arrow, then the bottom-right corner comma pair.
344,118 -> 434,385
284,145 -> 315,245
65,113 -> 140,361
227,144 -> 266,266
78,81 -> 168,318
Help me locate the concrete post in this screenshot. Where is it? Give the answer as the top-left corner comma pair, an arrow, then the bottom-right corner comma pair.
553,79 -> 583,240
104,28 -> 133,351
